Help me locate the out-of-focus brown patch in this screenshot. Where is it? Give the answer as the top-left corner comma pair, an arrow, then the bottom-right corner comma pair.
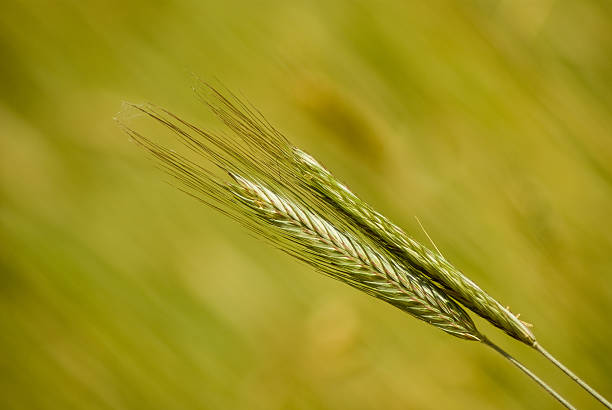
292,76 -> 387,167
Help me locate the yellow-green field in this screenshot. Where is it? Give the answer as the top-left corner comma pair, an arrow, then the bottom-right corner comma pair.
1,1 -> 611,408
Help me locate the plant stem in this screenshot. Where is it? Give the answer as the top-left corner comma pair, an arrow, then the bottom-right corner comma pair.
534,342 -> 612,409
481,337 -> 575,409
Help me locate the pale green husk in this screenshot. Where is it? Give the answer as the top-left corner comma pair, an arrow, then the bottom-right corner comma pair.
229,173 -> 482,341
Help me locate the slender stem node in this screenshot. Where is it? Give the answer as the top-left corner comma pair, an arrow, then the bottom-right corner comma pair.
534,342 -> 612,409
481,337 -> 576,410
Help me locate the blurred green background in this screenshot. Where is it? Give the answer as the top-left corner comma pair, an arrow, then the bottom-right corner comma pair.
1,0 -> 611,409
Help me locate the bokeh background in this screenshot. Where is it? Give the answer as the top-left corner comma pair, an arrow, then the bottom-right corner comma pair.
1,0 -> 612,409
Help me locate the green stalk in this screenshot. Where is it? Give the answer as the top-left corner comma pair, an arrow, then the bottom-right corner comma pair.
482,338 -> 575,410
534,343 -> 612,409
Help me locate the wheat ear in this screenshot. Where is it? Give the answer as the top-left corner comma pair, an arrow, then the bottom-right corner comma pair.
117,89 -> 576,408
117,104 -> 479,340
293,148 -> 611,409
